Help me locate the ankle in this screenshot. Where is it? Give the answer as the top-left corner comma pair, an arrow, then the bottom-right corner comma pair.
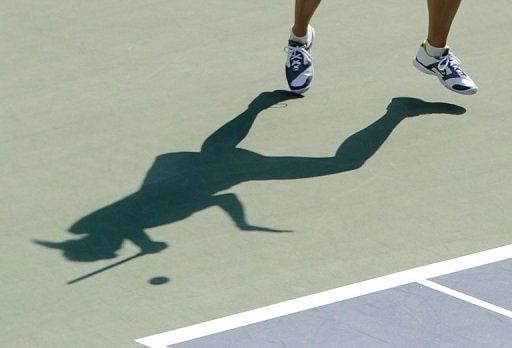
425,39 -> 448,57
290,25 -> 312,44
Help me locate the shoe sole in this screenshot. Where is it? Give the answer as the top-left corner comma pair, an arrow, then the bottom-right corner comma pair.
291,87 -> 310,95
413,58 -> 478,95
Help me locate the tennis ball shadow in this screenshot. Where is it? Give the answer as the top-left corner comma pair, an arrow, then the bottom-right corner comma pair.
149,276 -> 171,285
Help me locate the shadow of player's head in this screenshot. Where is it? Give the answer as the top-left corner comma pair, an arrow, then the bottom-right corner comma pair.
34,237 -> 119,261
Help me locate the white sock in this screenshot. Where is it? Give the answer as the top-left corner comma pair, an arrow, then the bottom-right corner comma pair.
290,25 -> 312,45
425,40 -> 448,57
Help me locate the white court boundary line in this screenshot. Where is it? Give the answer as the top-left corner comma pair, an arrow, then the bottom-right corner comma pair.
416,279 -> 512,318
135,244 -> 512,348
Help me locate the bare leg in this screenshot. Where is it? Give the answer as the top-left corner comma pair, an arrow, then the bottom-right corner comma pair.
293,0 -> 322,37
427,0 -> 462,47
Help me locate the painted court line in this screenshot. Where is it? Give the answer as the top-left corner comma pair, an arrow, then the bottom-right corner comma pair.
135,244 -> 512,348
416,279 -> 512,318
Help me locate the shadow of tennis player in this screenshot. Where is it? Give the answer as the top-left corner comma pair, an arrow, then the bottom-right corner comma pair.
35,91 -> 465,262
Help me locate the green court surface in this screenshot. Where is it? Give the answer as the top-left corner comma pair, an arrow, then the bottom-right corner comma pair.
1,1 -> 511,347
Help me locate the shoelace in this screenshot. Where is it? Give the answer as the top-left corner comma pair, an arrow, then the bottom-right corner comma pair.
284,45 -> 312,71
437,52 -> 466,76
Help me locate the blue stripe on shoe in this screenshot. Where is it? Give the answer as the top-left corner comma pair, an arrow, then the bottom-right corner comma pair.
452,84 -> 472,91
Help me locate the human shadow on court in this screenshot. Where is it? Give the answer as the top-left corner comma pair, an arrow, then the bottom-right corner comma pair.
35,91 -> 465,264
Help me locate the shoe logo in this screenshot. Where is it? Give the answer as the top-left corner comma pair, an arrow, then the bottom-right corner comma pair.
433,67 -> 447,77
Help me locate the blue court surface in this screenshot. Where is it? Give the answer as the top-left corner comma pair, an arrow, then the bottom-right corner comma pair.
136,245 -> 512,347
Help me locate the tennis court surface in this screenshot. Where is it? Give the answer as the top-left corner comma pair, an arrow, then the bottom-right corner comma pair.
137,246 -> 512,347
2,1 -> 511,347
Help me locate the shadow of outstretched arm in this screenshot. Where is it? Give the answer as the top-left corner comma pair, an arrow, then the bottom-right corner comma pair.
212,193 -> 292,232
125,228 -> 168,253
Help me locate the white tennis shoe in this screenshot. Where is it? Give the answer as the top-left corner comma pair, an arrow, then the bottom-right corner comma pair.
284,27 -> 315,94
413,41 -> 478,95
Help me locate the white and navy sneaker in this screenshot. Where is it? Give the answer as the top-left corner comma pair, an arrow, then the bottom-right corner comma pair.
284,27 -> 315,94
413,41 -> 478,95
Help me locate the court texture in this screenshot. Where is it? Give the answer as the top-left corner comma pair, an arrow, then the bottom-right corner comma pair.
2,1 -> 511,347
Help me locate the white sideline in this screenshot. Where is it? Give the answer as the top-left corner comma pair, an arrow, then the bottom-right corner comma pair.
135,244 -> 512,348
416,279 -> 512,318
